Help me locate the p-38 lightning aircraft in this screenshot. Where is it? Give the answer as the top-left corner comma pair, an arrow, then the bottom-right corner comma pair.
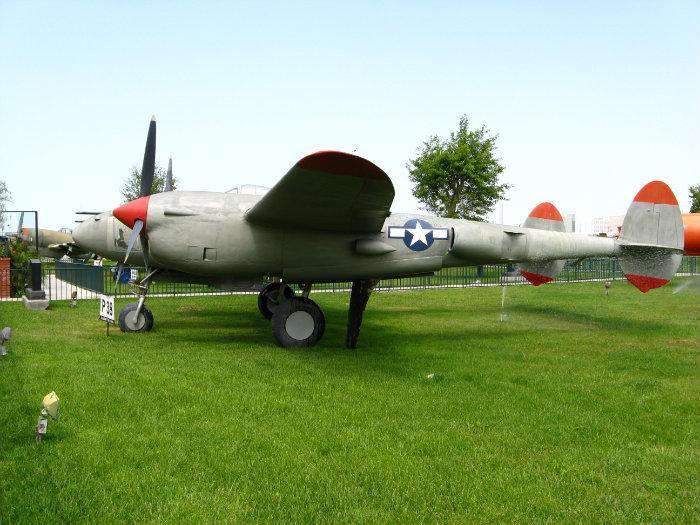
73,117 -> 685,348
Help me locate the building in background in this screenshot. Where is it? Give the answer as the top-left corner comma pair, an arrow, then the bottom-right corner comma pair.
564,214 -> 576,233
592,215 -> 624,235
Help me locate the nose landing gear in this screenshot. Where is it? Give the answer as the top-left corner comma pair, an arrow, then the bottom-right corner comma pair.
119,301 -> 154,332
118,268 -> 160,333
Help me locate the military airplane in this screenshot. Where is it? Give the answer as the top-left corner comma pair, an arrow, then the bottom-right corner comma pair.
682,213 -> 700,256
8,212 -> 91,259
73,117 -> 685,348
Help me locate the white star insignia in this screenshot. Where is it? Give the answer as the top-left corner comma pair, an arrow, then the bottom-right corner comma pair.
407,222 -> 430,246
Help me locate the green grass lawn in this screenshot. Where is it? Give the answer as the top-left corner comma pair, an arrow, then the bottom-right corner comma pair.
1,281 -> 698,523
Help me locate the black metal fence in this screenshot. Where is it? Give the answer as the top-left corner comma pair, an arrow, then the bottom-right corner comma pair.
1,257 -> 697,301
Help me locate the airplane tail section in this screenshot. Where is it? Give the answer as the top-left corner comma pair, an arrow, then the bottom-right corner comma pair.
618,181 -> 684,292
518,202 -> 566,285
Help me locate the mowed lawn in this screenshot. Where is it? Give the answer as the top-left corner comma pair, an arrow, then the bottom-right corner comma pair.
1,281 -> 698,523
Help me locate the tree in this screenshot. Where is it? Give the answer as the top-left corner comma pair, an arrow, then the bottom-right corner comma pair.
121,164 -> 178,203
407,116 -> 509,221
690,184 -> 700,213
0,181 -> 11,231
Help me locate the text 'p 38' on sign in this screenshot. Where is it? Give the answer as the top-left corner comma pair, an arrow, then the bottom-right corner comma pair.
99,294 -> 115,323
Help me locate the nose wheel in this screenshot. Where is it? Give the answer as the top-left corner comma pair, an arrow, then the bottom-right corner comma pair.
117,267 -> 159,333
271,297 -> 325,347
119,302 -> 154,332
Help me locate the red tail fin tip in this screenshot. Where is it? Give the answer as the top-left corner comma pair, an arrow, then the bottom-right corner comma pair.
528,202 -> 563,221
624,274 -> 669,293
521,271 -> 555,286
633,181 -> 678,206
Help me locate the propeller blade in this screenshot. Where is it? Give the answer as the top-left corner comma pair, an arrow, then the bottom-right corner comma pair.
140,116 -> 157,198
124,219 -> 144,263
164,157 -> 173,192
114,262 -> 124,290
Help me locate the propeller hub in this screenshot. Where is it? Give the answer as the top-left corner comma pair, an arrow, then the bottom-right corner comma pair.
113,196 -> 151,229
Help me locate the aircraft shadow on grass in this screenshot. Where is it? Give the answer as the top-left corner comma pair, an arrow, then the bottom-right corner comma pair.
510,304 -> 667,333
153,301 -> 532,353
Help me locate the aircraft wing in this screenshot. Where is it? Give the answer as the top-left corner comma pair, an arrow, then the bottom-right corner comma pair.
246,151 -> 395,233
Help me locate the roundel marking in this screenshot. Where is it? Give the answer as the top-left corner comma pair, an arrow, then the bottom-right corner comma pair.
387,219 -> 449,252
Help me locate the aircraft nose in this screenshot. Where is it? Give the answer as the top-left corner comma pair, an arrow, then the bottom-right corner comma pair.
71,221 -> 88,246
113,196 -> 151,229
72,214 -> 107,252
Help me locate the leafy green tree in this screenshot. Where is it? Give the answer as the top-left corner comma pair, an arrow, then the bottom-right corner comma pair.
690,184 -> 700,213
0,180 -> 11,231
121,164 -> 178,203
408,116 -> 509,221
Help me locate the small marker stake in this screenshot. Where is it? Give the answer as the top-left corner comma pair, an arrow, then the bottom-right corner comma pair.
36,410 -> 48,443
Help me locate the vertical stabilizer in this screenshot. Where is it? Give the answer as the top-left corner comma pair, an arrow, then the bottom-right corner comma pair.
519,202 -> 566,285
618,181 -> 684,292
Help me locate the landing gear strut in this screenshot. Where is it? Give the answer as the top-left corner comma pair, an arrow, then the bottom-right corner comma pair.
346,279 -> 377,349
118,268 -> 160,333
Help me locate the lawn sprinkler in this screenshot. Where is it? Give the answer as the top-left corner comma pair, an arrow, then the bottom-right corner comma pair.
0,327 -> 11,356
604,281 -> 612,297
36,391 -> 60,443
70,290 -> 77,308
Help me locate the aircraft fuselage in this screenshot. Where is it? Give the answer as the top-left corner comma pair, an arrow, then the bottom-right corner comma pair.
74,191 -> 621,284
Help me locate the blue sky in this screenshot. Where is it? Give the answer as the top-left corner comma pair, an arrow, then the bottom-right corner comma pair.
1,1 -> 698,230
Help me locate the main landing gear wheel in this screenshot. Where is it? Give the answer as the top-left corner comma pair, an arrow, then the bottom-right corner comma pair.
119,302 -> 154,333
258,282 -> 295,320
271,297 -> 325,347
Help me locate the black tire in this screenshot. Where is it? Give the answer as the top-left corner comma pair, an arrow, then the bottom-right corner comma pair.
271,297 -> 325,347
258,282 -> 295,320
118,302 -> 154,333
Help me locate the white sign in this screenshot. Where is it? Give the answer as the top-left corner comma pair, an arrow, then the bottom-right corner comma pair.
93,258 -> 103,267
130,268 -> 139,281
99,294 -> 115,323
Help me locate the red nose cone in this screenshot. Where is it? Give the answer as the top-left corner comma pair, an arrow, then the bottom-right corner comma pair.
113,196 -> 150,229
